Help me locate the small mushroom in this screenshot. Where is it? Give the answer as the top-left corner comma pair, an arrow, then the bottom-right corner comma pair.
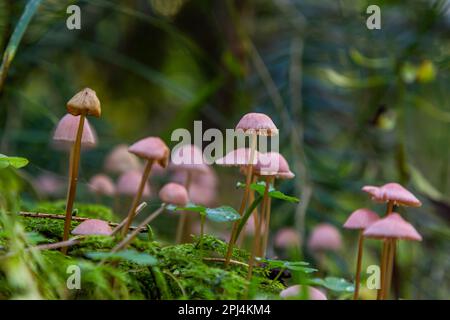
343,208 -> 380,300
72,219 -> 112,236
120,137 -> 169,236
274,228 -> 301,249
52,114 -> 97,151
364,213 -> 422,299
116,170 -> 151,198
159,182 -> 189,207
362,182 -> 422,299
88,174 -> 116,199
60,88 -> 101,253
308,223 -> 342,252
104,144 -> 142,175
280,285 -> 327,300
33,173 -> 64,198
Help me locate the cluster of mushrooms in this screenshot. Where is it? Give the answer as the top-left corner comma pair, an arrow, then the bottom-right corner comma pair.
43,87 -> 423,300
344,183 -> 422,300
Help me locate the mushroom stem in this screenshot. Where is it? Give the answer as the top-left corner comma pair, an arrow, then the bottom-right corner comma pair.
261,177 -> 273,257
121,159 -> 153,237
384,239 -> 396,300
236,176 -> 257,247
353,230 -> 365,300
176,172 -> 192,243
378,200 -> 395,298
61,113 -> 86,254
247,178 -> 269,280
225,133 -> 257,266
112,205 -> 165,253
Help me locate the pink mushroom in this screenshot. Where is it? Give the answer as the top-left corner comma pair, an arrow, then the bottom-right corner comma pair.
343,208 -> 380,300
159,182 -> 189,207
280,285 -> 327,300
88,174 -> 115,197
362,183 -> 422,207
116,170 -> 151,198
52,114 -> 97,151
104,144 -> 142,175
274,228 -> 301,249
308,223 -> 342,252
72,219 -> 112,236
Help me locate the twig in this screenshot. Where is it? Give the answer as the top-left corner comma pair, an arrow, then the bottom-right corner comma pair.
17,211 -> 147,233
203,257 -> 249,268
111,202 -> 147,235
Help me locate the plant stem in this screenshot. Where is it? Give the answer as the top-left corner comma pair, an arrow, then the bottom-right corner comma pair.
224,133 -> 257,266
112,206 -> 164,253
176,172 -> 192,243
353,230 -> 364,300
197,213 -> 206,255
271,268 -> 285,285
261,177 -> 274,257
247,178 -> 269,280
121,160 -> 153,237
61,113 -> 85,254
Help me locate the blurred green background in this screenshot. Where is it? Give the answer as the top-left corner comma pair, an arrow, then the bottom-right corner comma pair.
0,0 -> 449,299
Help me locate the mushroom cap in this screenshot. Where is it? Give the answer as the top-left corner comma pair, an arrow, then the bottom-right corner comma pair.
72,219 -> 112,236
253,152 -> 295,179
128,137 -> 170,168
215,148 -> 259,166
33,173 -> 64,196
116,170 -> 151,197
66,88 -> 101,117
170,144 -> 209,173
235,112 -> 278,136
159,182 -> 189,206
280,285 -> 327,300
362,183 -> 422,207
363,213 -> 422,241
308,223 -> 342,252
343,208 -> 380,230
274,228 -> 301,248
104,144 -> 142,174
171,166 -> 217,206
52,114 -> 97,150
88,174 -> 115,196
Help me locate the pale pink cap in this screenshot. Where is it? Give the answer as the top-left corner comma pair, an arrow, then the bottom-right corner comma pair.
116,170 -> 151,197
280,285 -> 327,300
52,114 -> 97,150
128,137 -> 170,168
308,223 -> 342,252
362,182 -> 422,207
236,113 -> 278,136
275,228 -> 301,248
72,219 -> 112,236
88,174 -> 115,196
253,152 -> 295,179
33,173 -> 64,196
170,144 -> 209,173
215,148 -> 259,166
343,208 -> 380,230
159,182 -> 189,206
363,213 -> 422,241
104,144 -> 142,174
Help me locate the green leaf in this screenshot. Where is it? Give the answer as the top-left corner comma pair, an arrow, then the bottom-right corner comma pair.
168,202 -> 206,213
86,249 -> 157,266
260,258 -> 316,273
310,277 -> 354,292
237,181 -> 300,203
0,154 -> 29,169
205,206 -> 240,222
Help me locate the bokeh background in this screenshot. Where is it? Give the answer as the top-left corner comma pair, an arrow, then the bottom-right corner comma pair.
0,0 -> 449,299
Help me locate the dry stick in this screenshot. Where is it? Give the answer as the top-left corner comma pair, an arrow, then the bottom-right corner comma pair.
61,113 -> 85,254
353,230 -> 365,300
121,160 -> 154,237
261,177 -> 274,257
112,206 -> 165,253
203,257 -> 249,268
247,178 -> 269,280
18,212 -> 146,232
1,237 -> 82,260
224,132 -> 257,266
111,202 -> 147,236
175,172 -> 192,244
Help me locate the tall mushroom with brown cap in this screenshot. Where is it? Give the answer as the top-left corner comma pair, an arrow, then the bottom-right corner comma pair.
362,182 -> 422,299
120,137 -> 169,236
170,144 -> 209,243
60,88 -> 101,253
364,213 -> 422,299
343,208 -> 380,300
